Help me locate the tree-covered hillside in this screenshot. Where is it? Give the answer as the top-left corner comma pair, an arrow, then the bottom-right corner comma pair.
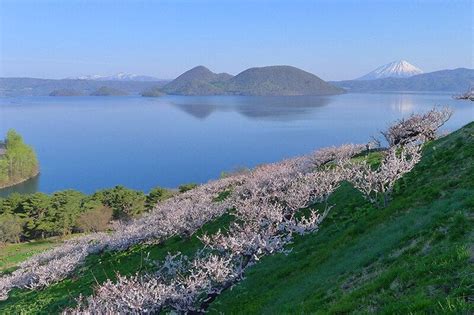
89,86 -> 128,96
160,65 -> 344,96
225,65 -> 344,96
161,65 -> 233,96
0,130 -> 39,189
0,184 -> 181,246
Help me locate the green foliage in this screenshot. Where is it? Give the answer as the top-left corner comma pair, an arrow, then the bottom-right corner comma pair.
0,159 -> 8,182
145,187 -> 174,210
91,186 -> 146,220
0,130 -> 39,188
0,186 -> 173,243
49,190 -> 85,236
0,214 -> 22,243
16,193 -> 51,239
178,183 -> 198,193
76,205 -> 113,233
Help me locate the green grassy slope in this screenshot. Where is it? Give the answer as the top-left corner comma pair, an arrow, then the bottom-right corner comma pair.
1,123 -> 472,314
0,239 -> 59,273
210,122 -> 474,314
0,213 -> 234,314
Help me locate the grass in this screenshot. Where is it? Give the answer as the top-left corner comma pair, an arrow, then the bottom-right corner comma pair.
0,213 -> 234,314
210,122 -> 474,314
0,122 -> 473,314
0,239 -> 60,274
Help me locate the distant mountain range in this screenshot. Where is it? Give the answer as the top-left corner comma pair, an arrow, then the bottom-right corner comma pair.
161,65 -> 344,96
357,60 -> 423,80
332,68 -> 473,92
0,78 -> 167,96
66,72 -> 160,82
1,65 -> 472,97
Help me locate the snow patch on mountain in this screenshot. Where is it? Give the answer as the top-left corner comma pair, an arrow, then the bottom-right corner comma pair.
67,72 -> 160,81
357,60 -> 423,80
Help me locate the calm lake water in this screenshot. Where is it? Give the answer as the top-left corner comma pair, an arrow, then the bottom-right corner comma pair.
0,93 -> 472,196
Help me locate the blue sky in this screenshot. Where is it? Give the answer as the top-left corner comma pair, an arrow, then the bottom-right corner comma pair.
0,0 -> 472,80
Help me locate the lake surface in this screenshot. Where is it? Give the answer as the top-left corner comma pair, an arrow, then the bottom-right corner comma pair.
0,93 -> 472,196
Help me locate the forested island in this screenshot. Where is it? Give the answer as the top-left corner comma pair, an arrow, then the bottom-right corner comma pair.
159,65 -> 344,96
140,86 -> 165,97
49,89 -> 84,96
0,130 -> 39,190
90,86 -> 128,96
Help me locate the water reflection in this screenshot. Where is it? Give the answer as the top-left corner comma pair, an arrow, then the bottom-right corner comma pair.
0,93 -> 471,196
172,103 -> 219,119
171,95 -> 330,121
389,94 -> 415,114
0,175 -> 39,197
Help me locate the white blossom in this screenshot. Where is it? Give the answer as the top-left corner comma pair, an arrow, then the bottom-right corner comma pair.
1,110 -> 449,307
382,107 -> 452,146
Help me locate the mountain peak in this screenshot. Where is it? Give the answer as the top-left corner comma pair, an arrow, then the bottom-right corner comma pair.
162,66 -> 233,95
189,65 -> 211,71
184,66 -> 214,76
163,65 -> 343,96
357,60 -> 423,80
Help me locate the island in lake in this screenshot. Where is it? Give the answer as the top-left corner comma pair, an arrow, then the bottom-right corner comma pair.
0,130 -> 39,189
141,86 -> 165,97
159,65 -> 345,96
49,88 -> 84,96
90,86 -> 128,96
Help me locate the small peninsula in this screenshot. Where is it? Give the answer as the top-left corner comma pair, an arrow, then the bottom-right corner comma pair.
0,130 -> 40,189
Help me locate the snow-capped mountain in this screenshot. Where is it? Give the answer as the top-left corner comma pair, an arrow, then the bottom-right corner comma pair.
357,60 -> 423,80
67,72 -> 160,81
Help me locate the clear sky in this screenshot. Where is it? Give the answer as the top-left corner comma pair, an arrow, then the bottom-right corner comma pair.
0,0 -> 472,81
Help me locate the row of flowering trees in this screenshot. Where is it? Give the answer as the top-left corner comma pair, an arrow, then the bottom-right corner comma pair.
67,146 -> 361,313
0,108 -> 452,313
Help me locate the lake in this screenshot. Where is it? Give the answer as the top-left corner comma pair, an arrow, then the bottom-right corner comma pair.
0,93 -> 472,196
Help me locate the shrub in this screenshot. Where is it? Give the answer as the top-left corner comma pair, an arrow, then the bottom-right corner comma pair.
0,214 -> 22,243
178,183 -> 198,193
145,187 -> 173,210
91,186 -> 146,219
76,205 -> 113,233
